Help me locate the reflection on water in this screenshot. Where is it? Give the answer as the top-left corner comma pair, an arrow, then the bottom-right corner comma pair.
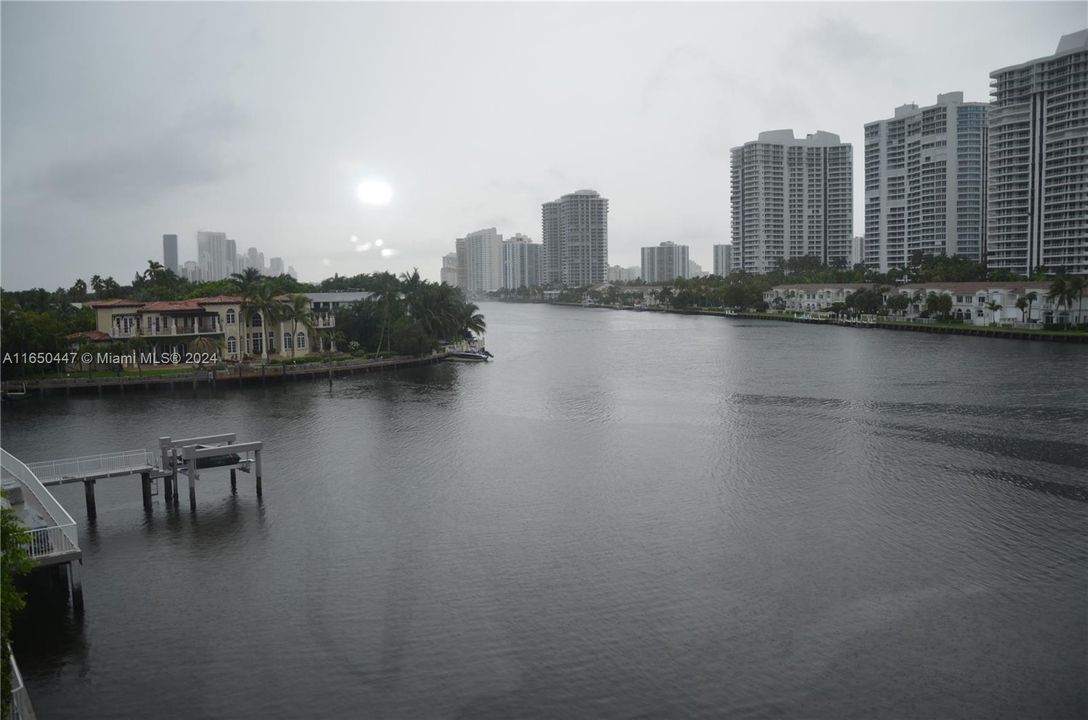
3,303 -> 1086,719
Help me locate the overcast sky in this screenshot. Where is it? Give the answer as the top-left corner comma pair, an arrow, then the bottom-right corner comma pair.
2,1 -> 1083,290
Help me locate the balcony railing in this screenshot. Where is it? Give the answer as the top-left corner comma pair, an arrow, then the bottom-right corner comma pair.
111,325 -> 221,339
0,449 -> 80,563
28,450 -> 156,484
8,646 -> 36,720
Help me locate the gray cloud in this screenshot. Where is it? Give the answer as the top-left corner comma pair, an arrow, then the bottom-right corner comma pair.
15,101 -> 247,206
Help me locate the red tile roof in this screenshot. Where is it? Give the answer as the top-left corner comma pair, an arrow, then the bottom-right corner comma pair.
87,299 -> 143,308
187,295 -> 242,304
138,301 -> 206,313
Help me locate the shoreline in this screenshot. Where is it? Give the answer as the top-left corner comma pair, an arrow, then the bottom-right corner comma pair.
519,300 -> 1088,343
3,351 -> 451,397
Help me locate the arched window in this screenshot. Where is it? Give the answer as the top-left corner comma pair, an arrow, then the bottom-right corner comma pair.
251,334 -> 263,354
283,333 -> 293,350
227,336 -> 237,354
251,313 -> 263,327
297,332 -> 306,349
225,309 -> 236,324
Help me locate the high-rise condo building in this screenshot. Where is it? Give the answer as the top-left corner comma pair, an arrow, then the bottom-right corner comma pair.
606,265 -> 640,283
197,231 -> 231,281
226,238 -> 238,276
641,242 -> 690,283
181,261 -> 201,283
440,252 -> 458,287
730,130 -> 853,274
713,244 -> 732,277
269,257 -> 285,276
502,234 -> 543,289
863,92 -> 988,273
456,228 -> 504,296
542,189 -> 609,286
162,234 -> 178,274
988,30 -> 1088,276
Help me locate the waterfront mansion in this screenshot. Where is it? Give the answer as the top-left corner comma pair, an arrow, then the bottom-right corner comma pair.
85,292 -> 371,362
762,282 -> 1064,325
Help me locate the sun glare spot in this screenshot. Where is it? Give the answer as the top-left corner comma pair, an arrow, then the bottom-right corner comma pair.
356,179 -> 393,206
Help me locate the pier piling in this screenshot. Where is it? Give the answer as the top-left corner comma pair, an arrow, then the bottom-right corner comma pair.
186,453 -> 198,511
254,450 -> 263,497
83,480 -> 97,520
68,561 -> 84,613
141,472 -> 152,510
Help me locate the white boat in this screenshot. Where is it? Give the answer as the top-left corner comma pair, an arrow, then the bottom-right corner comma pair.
448,348 -> 493,362
447,339 -> 494,362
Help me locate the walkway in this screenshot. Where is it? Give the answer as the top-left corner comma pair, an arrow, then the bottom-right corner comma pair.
28,450 -> 158,486
0,449 -> 81,567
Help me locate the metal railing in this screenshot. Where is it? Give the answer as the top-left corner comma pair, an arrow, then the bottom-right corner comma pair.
0,449 -> 79,562
8,646 -> 37,720
27,449 -> 156,483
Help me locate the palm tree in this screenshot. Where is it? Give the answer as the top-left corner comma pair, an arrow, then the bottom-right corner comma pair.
281,294 -> 315,359
1069,276 -> 1085,326
1016,296 -> 1029,321
190,335 -> 223,368
984,301 -> 1003,326
244,283 -> 284,363
371,274 -> 401,355
459,301 -> 486,339
1024,291 -> 1039,323
1048,276 -> 1072,327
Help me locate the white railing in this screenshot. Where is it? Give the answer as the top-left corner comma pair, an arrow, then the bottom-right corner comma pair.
8,646 -> 37,720
27,449 -> 156,483
0,449 -> 79,562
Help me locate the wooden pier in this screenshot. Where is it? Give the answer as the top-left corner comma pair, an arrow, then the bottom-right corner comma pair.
27,434 -> 264,515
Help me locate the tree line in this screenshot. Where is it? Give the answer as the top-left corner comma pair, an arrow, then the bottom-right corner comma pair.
1,264 -> 487,378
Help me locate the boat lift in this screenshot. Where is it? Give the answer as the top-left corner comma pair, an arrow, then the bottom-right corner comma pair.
158,434 -> 263,511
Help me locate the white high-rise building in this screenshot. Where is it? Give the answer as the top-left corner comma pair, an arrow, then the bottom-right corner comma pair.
730,130 -> 853,274
988,30 -> 1088,276
197,231 -> 231,281
851,236 -> 865,268
641,242 -> 690,283
712,244 -> 732,277
606,265 -> 640,283
440,252 -> 458,287
226,238 -> 238,276
542,189 -> 609,286
269,257 -> 285,276
502,234 -> 542,289
181,260 -> 201,283
863,92 -> 988,273
457,228 -> 504,296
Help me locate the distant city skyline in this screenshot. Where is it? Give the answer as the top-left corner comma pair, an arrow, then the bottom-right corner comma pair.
1,2 -> 1082,289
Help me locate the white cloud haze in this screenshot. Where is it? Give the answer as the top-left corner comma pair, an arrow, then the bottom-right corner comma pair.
2,2 -> 1083,289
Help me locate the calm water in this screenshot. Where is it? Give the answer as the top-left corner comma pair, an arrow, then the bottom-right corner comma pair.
4,303 -> 1087,719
